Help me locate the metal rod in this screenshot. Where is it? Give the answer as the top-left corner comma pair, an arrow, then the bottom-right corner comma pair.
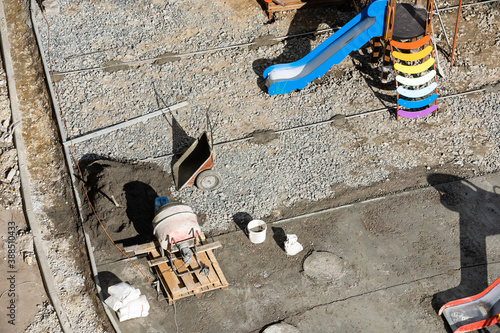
439,88 -> 485,99
62,101 -> 188,146
450,0 -> 464,66
431,23 -> 446,77
44,0 -> 500,76
434,2 -> 452,52
65,46 -> 120,61
141,87 -> 490,161
435,0 -> 499,11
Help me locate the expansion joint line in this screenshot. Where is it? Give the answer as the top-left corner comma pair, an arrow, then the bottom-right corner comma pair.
0,0 -> 73,331
248,260 -> 500,333
47,0 -> 500,76
210,171 -> 496,241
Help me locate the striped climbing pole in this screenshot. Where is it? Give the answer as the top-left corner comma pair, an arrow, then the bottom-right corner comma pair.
390,35 -> 438,120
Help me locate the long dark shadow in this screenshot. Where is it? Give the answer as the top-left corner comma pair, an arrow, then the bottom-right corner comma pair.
428,173 -> 500,332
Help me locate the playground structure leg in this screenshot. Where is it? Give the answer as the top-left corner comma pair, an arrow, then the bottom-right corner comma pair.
370,36 -> 382,67
380,41 -> 392,85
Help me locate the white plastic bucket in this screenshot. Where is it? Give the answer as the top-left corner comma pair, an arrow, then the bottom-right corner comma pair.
247,220 -> 267,244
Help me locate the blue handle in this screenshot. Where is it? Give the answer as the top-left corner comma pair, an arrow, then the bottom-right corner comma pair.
154,197 -> 170,213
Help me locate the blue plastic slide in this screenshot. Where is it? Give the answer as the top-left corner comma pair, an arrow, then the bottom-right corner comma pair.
264,0 -> 387,95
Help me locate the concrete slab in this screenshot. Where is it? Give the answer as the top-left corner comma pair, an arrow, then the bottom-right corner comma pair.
96,172 -> 500,332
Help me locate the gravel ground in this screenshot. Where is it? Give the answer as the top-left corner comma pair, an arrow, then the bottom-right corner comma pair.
0,53 -> 20,208
31,0 -> 500,235
0,0 -> 492,331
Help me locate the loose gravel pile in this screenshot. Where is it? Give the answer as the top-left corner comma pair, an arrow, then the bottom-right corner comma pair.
32,0 -> 500,236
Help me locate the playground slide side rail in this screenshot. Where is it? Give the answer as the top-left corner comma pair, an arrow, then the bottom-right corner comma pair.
265,18 -> 375,85
263,0 -> 387,95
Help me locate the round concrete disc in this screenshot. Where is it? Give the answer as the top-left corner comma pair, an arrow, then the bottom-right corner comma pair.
303,251 -> 345,280
263,323 -> 300,333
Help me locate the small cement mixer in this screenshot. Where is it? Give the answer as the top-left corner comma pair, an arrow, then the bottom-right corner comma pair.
152,198 -> 209,277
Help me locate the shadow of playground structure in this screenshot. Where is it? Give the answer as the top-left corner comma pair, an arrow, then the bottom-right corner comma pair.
428,174 -> 500,332
252,0 -> 395,109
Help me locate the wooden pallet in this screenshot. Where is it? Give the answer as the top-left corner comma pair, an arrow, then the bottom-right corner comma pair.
125,234 -> 228,304
266,0 -> 348,20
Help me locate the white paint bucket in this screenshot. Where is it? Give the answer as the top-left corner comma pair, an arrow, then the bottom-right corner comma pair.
247,220 -> 267,244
